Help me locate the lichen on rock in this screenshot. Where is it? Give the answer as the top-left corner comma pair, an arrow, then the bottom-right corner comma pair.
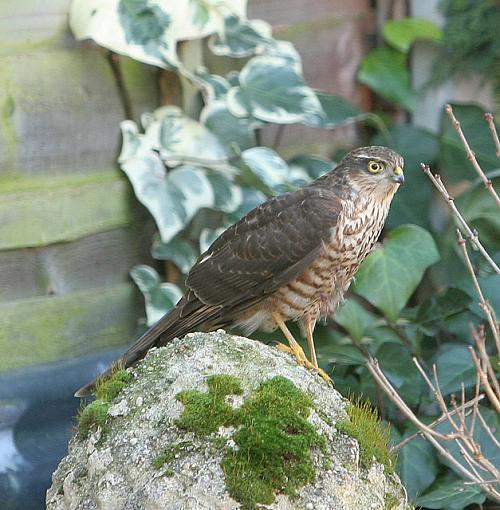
47,331 -> 409,510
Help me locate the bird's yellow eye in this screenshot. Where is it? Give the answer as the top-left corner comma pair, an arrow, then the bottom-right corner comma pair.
368,160 -> 384,173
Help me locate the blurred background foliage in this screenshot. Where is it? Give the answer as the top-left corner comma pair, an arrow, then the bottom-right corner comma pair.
68,1 -> 500,508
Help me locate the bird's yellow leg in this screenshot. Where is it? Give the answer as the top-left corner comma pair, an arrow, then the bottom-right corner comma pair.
304,316 -> 318,368
272,312 -> 331,384
272,312 -> 308,365
304,316 -> 332,384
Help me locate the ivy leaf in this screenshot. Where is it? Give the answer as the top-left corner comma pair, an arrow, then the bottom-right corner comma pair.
192,69 -> 231,100
226,187 -> 266,223
199,227 -> 226,253
435,406 -> 500,483
439,103 -> 499,183
70,0 -> 179,69
130,265 -> 182,326
353,225 -> 440,321
304,90 -> 368,128
433,344 -> 477,395
333,299 -> 377,341
383,17 -> 442,53
151,236 -> 198,274
227,55 -> 323,124
395,430 -> 439,499
288,155 -> 332,180
200,100 -> 254,151
358,47 -> 416,112
372,124 -> 439,229
241,147 -> 289,191
375,342 -> 424,405
145,106 -> 229,168
206,173 -> 243,213
416,288 -> 472,326
209,15 -> 271,57
119,121 -> 215,243
416,479 -> 486,510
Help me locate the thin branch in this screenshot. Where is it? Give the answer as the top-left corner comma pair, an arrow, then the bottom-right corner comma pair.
457,230 -> 500,353
469,346 -> 500,413
391,394 -> 484,452
445,104 -> 500,207
421,163 -> 500,274
484,112 -> 500,157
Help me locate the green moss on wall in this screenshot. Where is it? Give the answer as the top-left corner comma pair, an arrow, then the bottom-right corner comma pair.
175,375 -> 326,509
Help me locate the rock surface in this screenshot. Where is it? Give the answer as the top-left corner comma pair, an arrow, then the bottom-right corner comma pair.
46,331 -> 408,509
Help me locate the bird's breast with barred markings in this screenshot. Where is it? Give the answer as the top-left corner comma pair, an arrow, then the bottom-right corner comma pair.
234,193 -> 393,334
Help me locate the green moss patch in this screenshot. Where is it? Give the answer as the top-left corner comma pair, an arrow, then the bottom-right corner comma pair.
77,400 -> 110,438
176,374 -> 243,435
175,374 -> 325,509
384,492 -> 399,509
95,368 -> 133,401
77,368 -> 133,438
336,398 -> 395,474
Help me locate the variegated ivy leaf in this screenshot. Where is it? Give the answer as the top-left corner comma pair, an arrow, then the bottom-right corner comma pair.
69,0 -> 247,69
151,235 -> 198,274
129,265 -> 183,325
199,227 -> 226,253
208,15 -> 272,57
303,91 -> 369,128
259,40 -> 302,72
206,173 -> 243,213
200,100 -> 254,151
119,121 -> 215,243
226,55 -> 323,124
192,68 -> 232,101
143,106 -> 230,168
288,155 -> 332,180
241,147 -> 289,191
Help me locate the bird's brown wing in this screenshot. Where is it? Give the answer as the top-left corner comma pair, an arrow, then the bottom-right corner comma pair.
186,186 -> 342,315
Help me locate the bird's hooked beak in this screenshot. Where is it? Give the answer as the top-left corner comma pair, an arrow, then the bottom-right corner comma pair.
392,166 -> 404,185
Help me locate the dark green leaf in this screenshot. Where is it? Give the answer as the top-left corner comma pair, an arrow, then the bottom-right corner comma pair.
435,406 -> 500,479
333,299 -> 377,341
130,265 -> 182,325
397,433 -> 439,498
303,90 -> 368,128
439,103 -> 499,183
383,17 -> 442,53
151,236 -> 198,274
416,479 -> 486,510
416,288 -> 472,325
433,343 -> 476,395
372,124 -> 439,229
358,47 -> 416,112
375,342 -> 424,405
353,225 -> 440,320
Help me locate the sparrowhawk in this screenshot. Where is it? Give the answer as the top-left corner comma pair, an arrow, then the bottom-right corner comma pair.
76,146 -> 404,396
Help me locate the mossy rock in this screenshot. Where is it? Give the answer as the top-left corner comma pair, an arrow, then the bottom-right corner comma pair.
47,332 -> 409,510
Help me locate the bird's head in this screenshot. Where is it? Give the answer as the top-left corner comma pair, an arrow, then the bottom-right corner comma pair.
339,146 -> 404,198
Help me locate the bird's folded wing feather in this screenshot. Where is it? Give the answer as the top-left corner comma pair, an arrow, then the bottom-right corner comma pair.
186,187 -> 342,313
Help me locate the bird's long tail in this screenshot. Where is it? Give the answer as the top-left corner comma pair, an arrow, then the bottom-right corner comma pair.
74,297 -> 221,397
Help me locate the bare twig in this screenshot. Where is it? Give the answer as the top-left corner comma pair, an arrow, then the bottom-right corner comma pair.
391,394 -> 484,452
421,163 -> 500,274
484,112 -> 500,158
445,104 -> 500,207
457,230 -> 500,353
367,358 -> 500,501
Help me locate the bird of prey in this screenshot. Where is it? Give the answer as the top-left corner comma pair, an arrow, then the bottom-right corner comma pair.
75,146 -> 404,397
